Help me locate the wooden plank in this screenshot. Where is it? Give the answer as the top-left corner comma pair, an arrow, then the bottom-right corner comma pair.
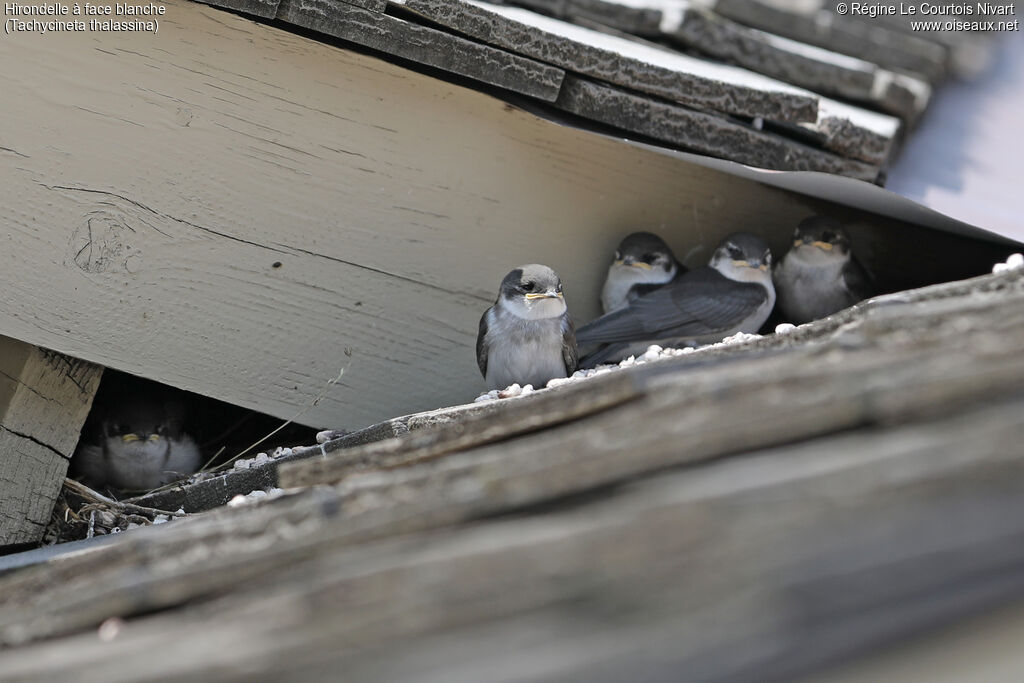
278,370 -> 641,487
283,266 -> 1024,487
822,1 -> 1001,79
393,0 -> 822,123
122,370 -> 639,512
665,6 -> 930,120
517,0 -> 930,120
6,0 -> 943,430
0,338 -> 102,548
554,76 -> 881,181
4,391 -> 1024,679
396,0 -> 901,164
713,0 -> 949,82
0,269 -> 1020,641
277,0 -> 566,101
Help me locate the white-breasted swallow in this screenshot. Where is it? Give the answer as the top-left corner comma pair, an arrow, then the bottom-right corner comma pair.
74,394 -> 201,492
577,233 -> 775,367
477,264 -> 578,390
773,216 -> 872,324
601,232 -> 685,314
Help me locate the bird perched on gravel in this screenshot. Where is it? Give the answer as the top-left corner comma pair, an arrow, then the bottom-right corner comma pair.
600,232 -> 685,314
773,216 -> 872,325
577,232 -> 775,367
74,392 -> 201,492
477,264 -> 578,390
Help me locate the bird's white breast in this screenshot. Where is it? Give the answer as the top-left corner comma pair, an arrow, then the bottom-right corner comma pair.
484,307 -> 568,390
775,248 -> 853,323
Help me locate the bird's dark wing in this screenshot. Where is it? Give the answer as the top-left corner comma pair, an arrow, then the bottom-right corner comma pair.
577,268 -> 767,345
842,257 -> 874,301
561,316 -> 579,375
476,307 -> 492,378
629,259 -> 688,302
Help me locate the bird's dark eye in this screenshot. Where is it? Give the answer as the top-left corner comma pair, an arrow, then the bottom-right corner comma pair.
822,231 -> 836,242
727,246 -> 743,259
641,253 -> 655,263
522,281 -> 535,292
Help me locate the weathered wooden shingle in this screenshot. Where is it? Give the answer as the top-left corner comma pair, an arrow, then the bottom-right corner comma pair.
555,76 -> 881,181
277,0 -> 566,101
393,0 -> 821,123
514,0 -> 931,119
713,0 -> 949,82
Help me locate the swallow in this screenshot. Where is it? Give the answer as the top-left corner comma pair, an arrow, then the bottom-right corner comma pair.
773,216 -> 873,324
576,232 -> 775,367
600,232 -> 685,314
477,264 -> 578,390
73,393 -> 202,492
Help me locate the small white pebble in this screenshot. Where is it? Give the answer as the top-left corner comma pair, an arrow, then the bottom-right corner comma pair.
775,323 -> 797,334
228,488 -> 284,508
993,253 -> 1023,273
98,617 -> 125,642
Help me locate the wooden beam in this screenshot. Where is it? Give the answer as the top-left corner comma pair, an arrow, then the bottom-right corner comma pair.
3,391 -> 1024,679
0,0 -> 1005,433
2,268 -> 1024,649
0,338 -> 101,548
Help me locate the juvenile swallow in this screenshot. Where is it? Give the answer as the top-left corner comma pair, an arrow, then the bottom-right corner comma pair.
601,232 -> 685,314
577,233 -> 775,367
773,216 -> 872,324
74,394 -> 202,492
477,264 -> 578,390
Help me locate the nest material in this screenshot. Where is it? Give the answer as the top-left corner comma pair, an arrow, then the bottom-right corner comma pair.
42,479 -> 187,545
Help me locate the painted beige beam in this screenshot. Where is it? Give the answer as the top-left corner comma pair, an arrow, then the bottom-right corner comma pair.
0,0 -> 804,429
0,338 -> 102,548
0,0 -> 1000,431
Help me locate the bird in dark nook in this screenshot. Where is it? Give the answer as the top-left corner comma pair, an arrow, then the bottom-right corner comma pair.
773,216 -> 873,325
577,232 -> 776,367
73,392 -> 202,492
600,231 -> 686,314
477,264 -> 578,390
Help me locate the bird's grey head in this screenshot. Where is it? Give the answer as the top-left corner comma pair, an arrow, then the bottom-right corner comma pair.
497,264 -> 567,320
709,232 -> 773,283
791,216 -> 852,261
102,397 -> 184,457
612,232 -> 677,275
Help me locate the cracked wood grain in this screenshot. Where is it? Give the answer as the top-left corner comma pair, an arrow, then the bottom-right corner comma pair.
0,338 -> 102,548
5,0 -> 909,428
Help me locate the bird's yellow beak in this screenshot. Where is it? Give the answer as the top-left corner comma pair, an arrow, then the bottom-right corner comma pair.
148,434 -> 161,442
525,291 -> 563,300
122,434 -> 140,443
811,240 -> 834,251
733,259 -> 768,271
615,259 -> 652,270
